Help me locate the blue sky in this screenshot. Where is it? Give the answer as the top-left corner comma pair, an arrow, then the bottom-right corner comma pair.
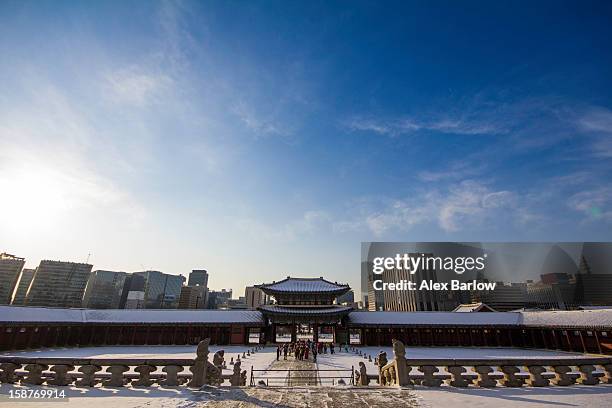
1,1 -> 611,296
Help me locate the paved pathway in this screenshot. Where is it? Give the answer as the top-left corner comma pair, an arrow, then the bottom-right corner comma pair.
189,386 -> 420,407
268,357 -> 319,386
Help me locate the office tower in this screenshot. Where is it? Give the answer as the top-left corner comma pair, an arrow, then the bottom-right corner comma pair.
0,253 -> 25,305
178,285 -> 208,309
133,271 -> 185,309
207,289 -> 232,309
188,269 -> 208,287
25,260 -> 93,308
124,274 -> 146,309
82,270 -> 129,309
471,282 -> 527,312
11,268 -> 35,305
245,286 -> 267,309
574,256 -> 612,306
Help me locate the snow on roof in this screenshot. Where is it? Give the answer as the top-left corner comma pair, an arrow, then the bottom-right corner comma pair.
452,303 -> 497,313
520,309 -> 612,328
256,277 -> 350,293
0,306 -> 265,325
348,311 -> 520,326
1,306 -> 610,329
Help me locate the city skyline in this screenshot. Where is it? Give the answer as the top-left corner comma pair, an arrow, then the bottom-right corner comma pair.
2,1 -> 612,295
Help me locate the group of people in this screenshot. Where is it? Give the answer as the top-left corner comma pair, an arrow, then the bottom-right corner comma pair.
276,340 -> 338,362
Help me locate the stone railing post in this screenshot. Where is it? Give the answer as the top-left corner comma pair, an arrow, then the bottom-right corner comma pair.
103,365 -> 129,387
161,365 -> 184,387
49,364 -> 75,386
357,362 -> 369,386
0,362 -> 21,384
473,365 -> 497,387
76,365 -> 101,387
447,366 -> 470,387
133,365 -> 156,387
577,365 -> 600,385
419,365 -> 443,387
552,365 -> 578,386
500,365 -> 525,387
526,365 -> 549,387
23,363 -> 48,385
604,363 -> 612,384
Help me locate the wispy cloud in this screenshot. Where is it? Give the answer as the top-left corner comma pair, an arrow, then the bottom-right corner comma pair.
337,180 -> 523,236
568,187 -> 612,222
343,115 -> 504,137
104,66 -> 173,107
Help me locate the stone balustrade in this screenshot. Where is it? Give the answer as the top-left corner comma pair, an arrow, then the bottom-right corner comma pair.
0,339 -> 250,388
374,339 -> 612,388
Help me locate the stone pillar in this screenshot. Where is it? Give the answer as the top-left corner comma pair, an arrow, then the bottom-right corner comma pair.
448,366 -> 470,387
473,365 -> 497,387
76,365 -> 101,387
133,365 -> 156,387
49,364 -> 75,386
104,365 -> 129,387
500,365 -> 525,387
23,363 -> 48,385
526,365 -> 549,387
161,365 -> 184,386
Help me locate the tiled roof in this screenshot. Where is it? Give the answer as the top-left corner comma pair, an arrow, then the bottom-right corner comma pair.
256,277 -> 350,294
1,306 -> 610,329
347,311 -> 521,326
259,305 -> 353,315
0,306 -> 265,325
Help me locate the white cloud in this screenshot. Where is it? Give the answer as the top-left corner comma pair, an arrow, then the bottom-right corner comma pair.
104,67 -> 172,107
568,187 -> 612,222
339,181 -> 522,236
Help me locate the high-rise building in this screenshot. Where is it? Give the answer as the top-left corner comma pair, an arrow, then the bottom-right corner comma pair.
575,256 -> 612,306
82,270 -> 129,309
188,270 -> 208,287
178,285 -> 208,309
25,260 -> 92,308
11,268 -> 35,305
245,286 -> 267,309
133,271 -> 185,309
207,289 -> 232,309
0,253 -> 25,305
471,282 -> 528,312
124,274 -> 146,309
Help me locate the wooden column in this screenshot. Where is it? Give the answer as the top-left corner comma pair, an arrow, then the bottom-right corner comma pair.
594,331 -> 603,354
579,331 -> 587,353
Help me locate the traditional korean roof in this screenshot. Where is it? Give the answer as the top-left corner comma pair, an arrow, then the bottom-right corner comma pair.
347,311 -> 521,327
520,309 -> 612,329
255,277 -> 350,295
0,306 -> 265,325
0,306 -> 610,329
452,302 -> 497,313
259,305 -> 353,316
347,309 -> 612,329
